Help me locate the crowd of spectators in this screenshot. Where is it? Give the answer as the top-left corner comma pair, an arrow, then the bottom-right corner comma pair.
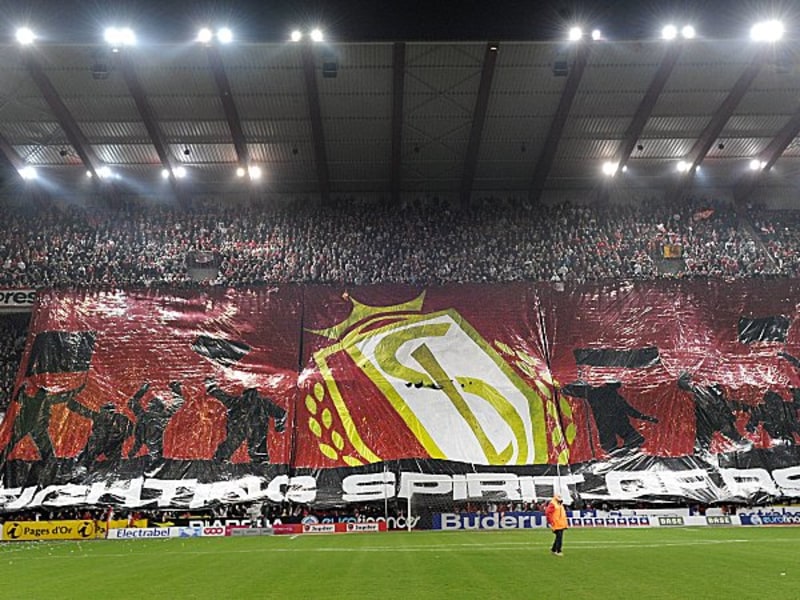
0,314 -> 26,414
747,204 -> 800,278
0,195 -> 785,290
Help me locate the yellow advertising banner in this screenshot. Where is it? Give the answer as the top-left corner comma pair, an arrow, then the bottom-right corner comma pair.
2,520 -> 97,542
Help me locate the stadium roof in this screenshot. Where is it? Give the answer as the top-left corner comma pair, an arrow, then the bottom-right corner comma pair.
1,37 -> 799,203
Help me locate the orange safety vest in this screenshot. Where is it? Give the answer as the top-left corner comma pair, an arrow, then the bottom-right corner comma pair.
545,498 -> 568,531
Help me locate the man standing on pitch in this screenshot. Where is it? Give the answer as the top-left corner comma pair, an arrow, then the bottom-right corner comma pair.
545,494 -> 568,556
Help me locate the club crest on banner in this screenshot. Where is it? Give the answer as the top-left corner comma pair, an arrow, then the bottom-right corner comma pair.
305,293 -> 571,466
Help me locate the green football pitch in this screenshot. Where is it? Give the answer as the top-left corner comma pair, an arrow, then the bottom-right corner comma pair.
0,527 -> 797,599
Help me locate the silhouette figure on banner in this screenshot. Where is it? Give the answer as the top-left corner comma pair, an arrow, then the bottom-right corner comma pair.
677,372 -> 748,453
740,351 -> 800,445
206,378 -> 287,463
743,390 -> 800,445
68,399 -> 133,464
128,381 -> 185,461
2,382 -> 86,462
560,380 -> 658,455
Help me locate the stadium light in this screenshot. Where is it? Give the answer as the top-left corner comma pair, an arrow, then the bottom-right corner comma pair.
161,168 -> 170,179
749,159 -> 767,171
104,26 -> 136,50
248,165 -> 262,181
661,24 -> 678,40
19,166 -> 37,181
174,166 -> 187,179
568,26 -> 583,41
676,160 -> 691,173
290,30 -> 303,42
601,161 -> 619,176
97,166 -> 113,179
751,20 -> 784,42
196,28 -> 213,44
310,28 -> 324,43
591,29 -> 603,41
681,25 -> 696,39
236,166 -> 246,178
217,27 -> 233,44
15,27 -> 36,46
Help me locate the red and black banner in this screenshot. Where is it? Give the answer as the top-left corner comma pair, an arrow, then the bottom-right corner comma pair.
1,281 -> 800,509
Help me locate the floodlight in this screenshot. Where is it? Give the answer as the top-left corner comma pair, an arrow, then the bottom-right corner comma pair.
97,166 -> 112,179
120,27 -> 136,46
681,25 -> 696,39
197,28 -> 213,44
751,20 -> 784,42
676,160 -> 690,173
591,29 -> 602,41
568,26 -> 583,41
104,26 -> 136,47
217,27 -> 233,44
19,166 -> 37,180
86,170 -> 93,178
236,166 -> 246,177
161,168 -> 170,179
15,27 -> 35,45
310,28 -> 324,43
749,159 -> 767,171
174,166 -> 187,179
661,24 -> 678,40
248,165 -> 262,180
602,161 -> 618,176
290,30 -> 303,42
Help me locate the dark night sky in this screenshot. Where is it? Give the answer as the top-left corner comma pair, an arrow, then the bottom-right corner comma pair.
2,0 -> 796,43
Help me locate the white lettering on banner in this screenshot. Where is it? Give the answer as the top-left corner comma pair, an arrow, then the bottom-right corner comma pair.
771,466 -> 800,497
87,478 -> 147,508
5,487 -> 36,511
2,467 -> 800,509
144,479 -> 197,507
605,471 -> 664,498
520,476 -> 581,504
342,472 -> 396,502
719,468 -> 779,498
605,470 -> 717,499
397,472 -> 584,501
35,484 -> 90,507
658,470 -> 717,497
466,473 -> 521,501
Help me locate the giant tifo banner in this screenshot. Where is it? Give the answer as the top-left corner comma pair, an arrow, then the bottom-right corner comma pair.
1,281 -> 800,510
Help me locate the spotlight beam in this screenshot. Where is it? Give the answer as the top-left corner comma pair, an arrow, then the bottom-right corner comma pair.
460,42 -> 499,207
205,45 -> 249,167
117,52 -> 184,202
301,44 -> 331,203
24,54 -> 103,180
529,42 -> 590,204
734,101 -> 800,205
0,131 -> 27,174
667,47 -> 768,204
613,43 -> 682,174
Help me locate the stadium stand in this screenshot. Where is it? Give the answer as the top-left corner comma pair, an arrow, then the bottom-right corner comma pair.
0,193 -> 793,411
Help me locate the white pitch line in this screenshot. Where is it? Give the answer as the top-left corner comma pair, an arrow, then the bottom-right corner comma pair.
6,537 -> 793,561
